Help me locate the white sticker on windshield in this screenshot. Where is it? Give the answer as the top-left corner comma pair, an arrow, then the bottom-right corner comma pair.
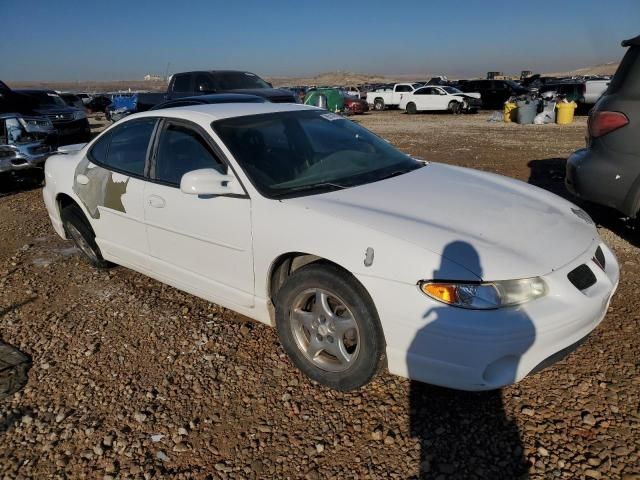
321,113 -> 342,121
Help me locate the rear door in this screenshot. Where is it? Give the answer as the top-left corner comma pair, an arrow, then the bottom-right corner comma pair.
73,117 -> 158,268
143,119 -> 254,307
393,84 -> 413,105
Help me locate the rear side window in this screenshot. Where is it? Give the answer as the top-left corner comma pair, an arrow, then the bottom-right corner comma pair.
608,46 -> 639,95
94,119 -> 156,177
154,123 -> 225,185
172,74 -> 191,93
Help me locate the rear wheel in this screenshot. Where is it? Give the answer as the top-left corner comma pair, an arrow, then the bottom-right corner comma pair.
61,204 -> 111,269
448,101 -> 462,114
406,102 -> 417,114
374,98 -> 385,111
275,263 -> 385,391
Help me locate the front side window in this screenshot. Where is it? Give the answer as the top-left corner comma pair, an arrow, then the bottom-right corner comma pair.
94,118 -> 156,176
154,123 -> 225,185
172,74 -> 191,93
214,110 -> 422,198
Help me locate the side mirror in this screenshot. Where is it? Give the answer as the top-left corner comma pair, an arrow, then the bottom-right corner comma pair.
180,168 -> 244,196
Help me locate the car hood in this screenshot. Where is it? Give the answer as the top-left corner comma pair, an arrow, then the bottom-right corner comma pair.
286,163 -> 597,280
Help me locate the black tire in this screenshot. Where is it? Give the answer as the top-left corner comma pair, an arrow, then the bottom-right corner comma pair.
275,263 -> 385,391
406,102 -> 417,114
374,98 -> 385,111
61,204 -> 111,269
448,101 -> 462,115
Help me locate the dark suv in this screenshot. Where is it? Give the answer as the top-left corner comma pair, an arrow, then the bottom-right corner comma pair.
15,90 -> 91,145
459,79 -> 528,109
566,35 -> 639,226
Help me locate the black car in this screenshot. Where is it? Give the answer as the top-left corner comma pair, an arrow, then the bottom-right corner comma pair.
459,80 -> 529,109
136,70 -> 296,111
16,90 -> 90,145
86,95 -> 112,113
150,93 -> 267,111
566,35 -> 640,230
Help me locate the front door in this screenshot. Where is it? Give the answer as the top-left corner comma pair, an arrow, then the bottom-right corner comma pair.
143,119 -> 254,307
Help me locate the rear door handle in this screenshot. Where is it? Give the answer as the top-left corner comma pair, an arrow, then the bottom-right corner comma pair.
76,174 -> 89,185
147,195 -> 166,208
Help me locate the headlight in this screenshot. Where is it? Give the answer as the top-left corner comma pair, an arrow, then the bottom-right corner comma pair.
73,110 -> 87,120
419,277 -> 547,309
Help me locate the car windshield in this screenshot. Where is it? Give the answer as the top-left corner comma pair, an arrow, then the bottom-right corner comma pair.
213,72 -> 271,90
213,110 -> 423,198
442,87 -> 462,94
505,80 -> 522,89
27,92 -> 68,107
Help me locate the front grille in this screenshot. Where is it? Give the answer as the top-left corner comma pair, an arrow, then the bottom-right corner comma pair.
568,264 -> 597,291
594,246 -> 606,270
45,112 -> 74,123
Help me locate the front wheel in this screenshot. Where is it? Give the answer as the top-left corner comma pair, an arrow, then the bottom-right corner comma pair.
448,101 -> 462,115
61,204 -> 112,269
275,263 -> 385,391
406,102 -> 417,114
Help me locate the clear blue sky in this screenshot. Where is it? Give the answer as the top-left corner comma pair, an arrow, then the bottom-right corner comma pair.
1,0 -> 638,81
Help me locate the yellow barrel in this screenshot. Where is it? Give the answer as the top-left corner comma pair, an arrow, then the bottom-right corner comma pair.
556,101 -> 577,125
503,102 -> 517,122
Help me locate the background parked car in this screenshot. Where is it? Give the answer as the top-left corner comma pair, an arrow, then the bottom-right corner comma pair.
59,93 -> 86,111
16,90 -> 90,145
459,80 -> 529,109
367,83 -> 422,111
86,94 -> 112,113
399,86 -> 481,114
136,70 -> 297,111
566,35 -> 639,231
0,113 -> 56,183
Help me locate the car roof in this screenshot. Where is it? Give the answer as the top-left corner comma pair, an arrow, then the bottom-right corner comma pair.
622,35 -> 640,47
131,102 -> 318,123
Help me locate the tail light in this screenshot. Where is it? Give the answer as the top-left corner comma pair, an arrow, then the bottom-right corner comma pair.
589,111 -> 629,138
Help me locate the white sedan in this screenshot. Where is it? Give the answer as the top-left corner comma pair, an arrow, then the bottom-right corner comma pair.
399,86 -> 482,114
42,102 -> 619,391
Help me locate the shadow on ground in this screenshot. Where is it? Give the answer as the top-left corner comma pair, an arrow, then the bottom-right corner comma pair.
527,157 -> 638,246
409,384 -> 529,479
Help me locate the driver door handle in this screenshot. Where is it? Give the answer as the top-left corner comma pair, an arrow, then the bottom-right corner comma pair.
147,195 -> 166,208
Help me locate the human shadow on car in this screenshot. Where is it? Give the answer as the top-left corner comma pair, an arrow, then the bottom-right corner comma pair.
527,158 -> 638,246
408,241 -> 534,479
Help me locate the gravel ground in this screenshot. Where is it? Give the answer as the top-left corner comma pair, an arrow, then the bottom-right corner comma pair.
0,111 -> 639,479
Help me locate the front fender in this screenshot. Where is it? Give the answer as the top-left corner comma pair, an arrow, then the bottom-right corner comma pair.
251,199 -> 479,300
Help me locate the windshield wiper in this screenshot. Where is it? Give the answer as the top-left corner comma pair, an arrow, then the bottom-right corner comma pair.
377,168 -> 417,181
273,182 -> 347,198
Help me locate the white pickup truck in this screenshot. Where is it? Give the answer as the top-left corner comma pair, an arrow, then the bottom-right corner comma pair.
366,83 -> 423,110
583,79 -> 610,104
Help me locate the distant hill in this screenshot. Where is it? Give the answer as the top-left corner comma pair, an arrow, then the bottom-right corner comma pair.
267,71 -> 399,87
545,62 -> 619,77
6,62 -> 621,93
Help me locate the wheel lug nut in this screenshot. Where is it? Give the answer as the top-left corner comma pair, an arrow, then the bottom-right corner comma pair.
327,335 -> 334,343
316,334 -> 323,342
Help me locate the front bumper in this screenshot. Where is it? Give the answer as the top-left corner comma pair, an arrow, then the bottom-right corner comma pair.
0,143 -> 51,174
358,240 -> 619,391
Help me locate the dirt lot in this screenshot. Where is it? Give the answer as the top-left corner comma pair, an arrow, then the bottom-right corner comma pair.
0,111 -> 638,480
